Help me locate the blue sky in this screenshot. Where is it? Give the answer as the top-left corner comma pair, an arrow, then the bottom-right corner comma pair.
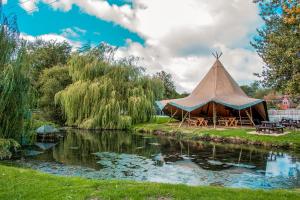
2,0 -> 263,92
3,0 -> 144,47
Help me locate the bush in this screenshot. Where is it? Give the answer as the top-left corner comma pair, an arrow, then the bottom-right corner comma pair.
0,139 -> 20,160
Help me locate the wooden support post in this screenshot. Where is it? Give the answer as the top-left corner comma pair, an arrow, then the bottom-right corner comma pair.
179,111 -> 189,128
168,110 -> 178,123
213,102 -> 217,129
245,110 -> 255,126
239,109 -> 242,128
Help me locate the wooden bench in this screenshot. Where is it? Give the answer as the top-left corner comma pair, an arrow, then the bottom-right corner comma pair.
186,119 -> 198,127
218,119 -> 229,127
238,119 -> 252,126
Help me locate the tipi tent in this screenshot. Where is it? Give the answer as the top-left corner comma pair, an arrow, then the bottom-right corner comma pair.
156,56 -> 268,126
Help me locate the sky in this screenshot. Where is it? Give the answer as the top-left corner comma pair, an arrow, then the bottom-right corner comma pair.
2,0 -> 264,93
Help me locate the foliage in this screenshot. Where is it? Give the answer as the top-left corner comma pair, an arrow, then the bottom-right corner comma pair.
26,39 -> 71,83
55,45 -> 164,129
37,66 -> 72,124
0,9 -> 32,142
252,0 -> 300,96
1,165 -> 299,200
149,116 -> 177,124
154,70 -> 179,99
0,139 -> 20,160
240,81 -> 272,99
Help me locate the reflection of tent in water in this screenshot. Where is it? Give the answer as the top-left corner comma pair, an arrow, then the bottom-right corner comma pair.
156,53 -> 269,127
35,142 -> 57,150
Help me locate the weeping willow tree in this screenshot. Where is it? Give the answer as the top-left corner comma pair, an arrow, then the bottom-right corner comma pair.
0,4 -> 32,142
55,45 -> 164,129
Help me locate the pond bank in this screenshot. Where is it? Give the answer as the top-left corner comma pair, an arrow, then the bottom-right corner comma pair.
1,165 -> 299,200
134,122 -> 300,149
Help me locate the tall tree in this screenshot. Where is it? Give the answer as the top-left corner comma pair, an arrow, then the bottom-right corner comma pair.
154,71 -> 179,99
26,39 -> 72,83
0,7 -> 32,142
252,0 -> 300,95
38,66 -> 72,124
55,45 -> 164,129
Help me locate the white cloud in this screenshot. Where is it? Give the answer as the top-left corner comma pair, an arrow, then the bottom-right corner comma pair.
21,0 -> 263,92
74,27 -> 86,34
118,41 -> 263,93
20,32 -> 82,51
114,0 -> 263,93
19,0 -> 39,13
3,0 -> 8,4
61,27 -> 79,37
61,27 -> 87,38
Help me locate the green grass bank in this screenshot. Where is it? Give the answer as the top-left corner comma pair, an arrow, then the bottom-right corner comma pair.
134,117 -> 300,148
0,165 -> 299,200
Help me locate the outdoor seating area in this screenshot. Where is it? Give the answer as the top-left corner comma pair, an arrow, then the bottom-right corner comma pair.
217,117 -> 238,127
157,57 -> 269,130
279,118 -> 300,129
255,118 -> 300,134
186,116 -> 252,128
187,117 -> 208,127
255,121 -> 284,134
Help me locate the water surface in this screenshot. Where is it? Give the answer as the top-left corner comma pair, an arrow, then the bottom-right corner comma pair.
12,129 -> 300,189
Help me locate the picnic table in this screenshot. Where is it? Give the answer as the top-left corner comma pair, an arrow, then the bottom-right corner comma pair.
280,118 -> 300,129
218,119 -> 229,127
256,121 -> 284,134
228,117 -> 238,127
186,118 -> 198,127
218,117 -> 238,127
195,117 -> 208,127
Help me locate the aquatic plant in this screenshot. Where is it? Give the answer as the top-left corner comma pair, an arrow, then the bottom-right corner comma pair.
55,45 -> 164,129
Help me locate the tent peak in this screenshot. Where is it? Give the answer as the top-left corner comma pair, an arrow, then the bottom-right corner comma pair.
212,51 -> 223,60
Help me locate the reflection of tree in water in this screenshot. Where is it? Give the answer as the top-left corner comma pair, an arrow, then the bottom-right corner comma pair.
157,140 -> 270,171
51,130 -> 165,169
34,129 -> 298,173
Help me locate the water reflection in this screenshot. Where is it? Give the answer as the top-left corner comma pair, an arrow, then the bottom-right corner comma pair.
19,129 -> 300,189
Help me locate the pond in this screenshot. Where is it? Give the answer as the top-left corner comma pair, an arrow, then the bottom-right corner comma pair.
10,129 -> 300,189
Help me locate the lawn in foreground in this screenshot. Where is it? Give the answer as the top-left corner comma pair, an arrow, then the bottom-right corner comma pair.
0,165 -> 299,200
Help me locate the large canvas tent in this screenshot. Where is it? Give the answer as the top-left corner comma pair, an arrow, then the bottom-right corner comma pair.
156,57 -> 268,126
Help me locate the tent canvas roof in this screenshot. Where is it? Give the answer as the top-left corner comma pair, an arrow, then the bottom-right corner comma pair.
157,59 -> 264,112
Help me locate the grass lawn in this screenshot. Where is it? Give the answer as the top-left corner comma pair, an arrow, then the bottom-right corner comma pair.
134,117 -> 300,147
0,165 -> 299,200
